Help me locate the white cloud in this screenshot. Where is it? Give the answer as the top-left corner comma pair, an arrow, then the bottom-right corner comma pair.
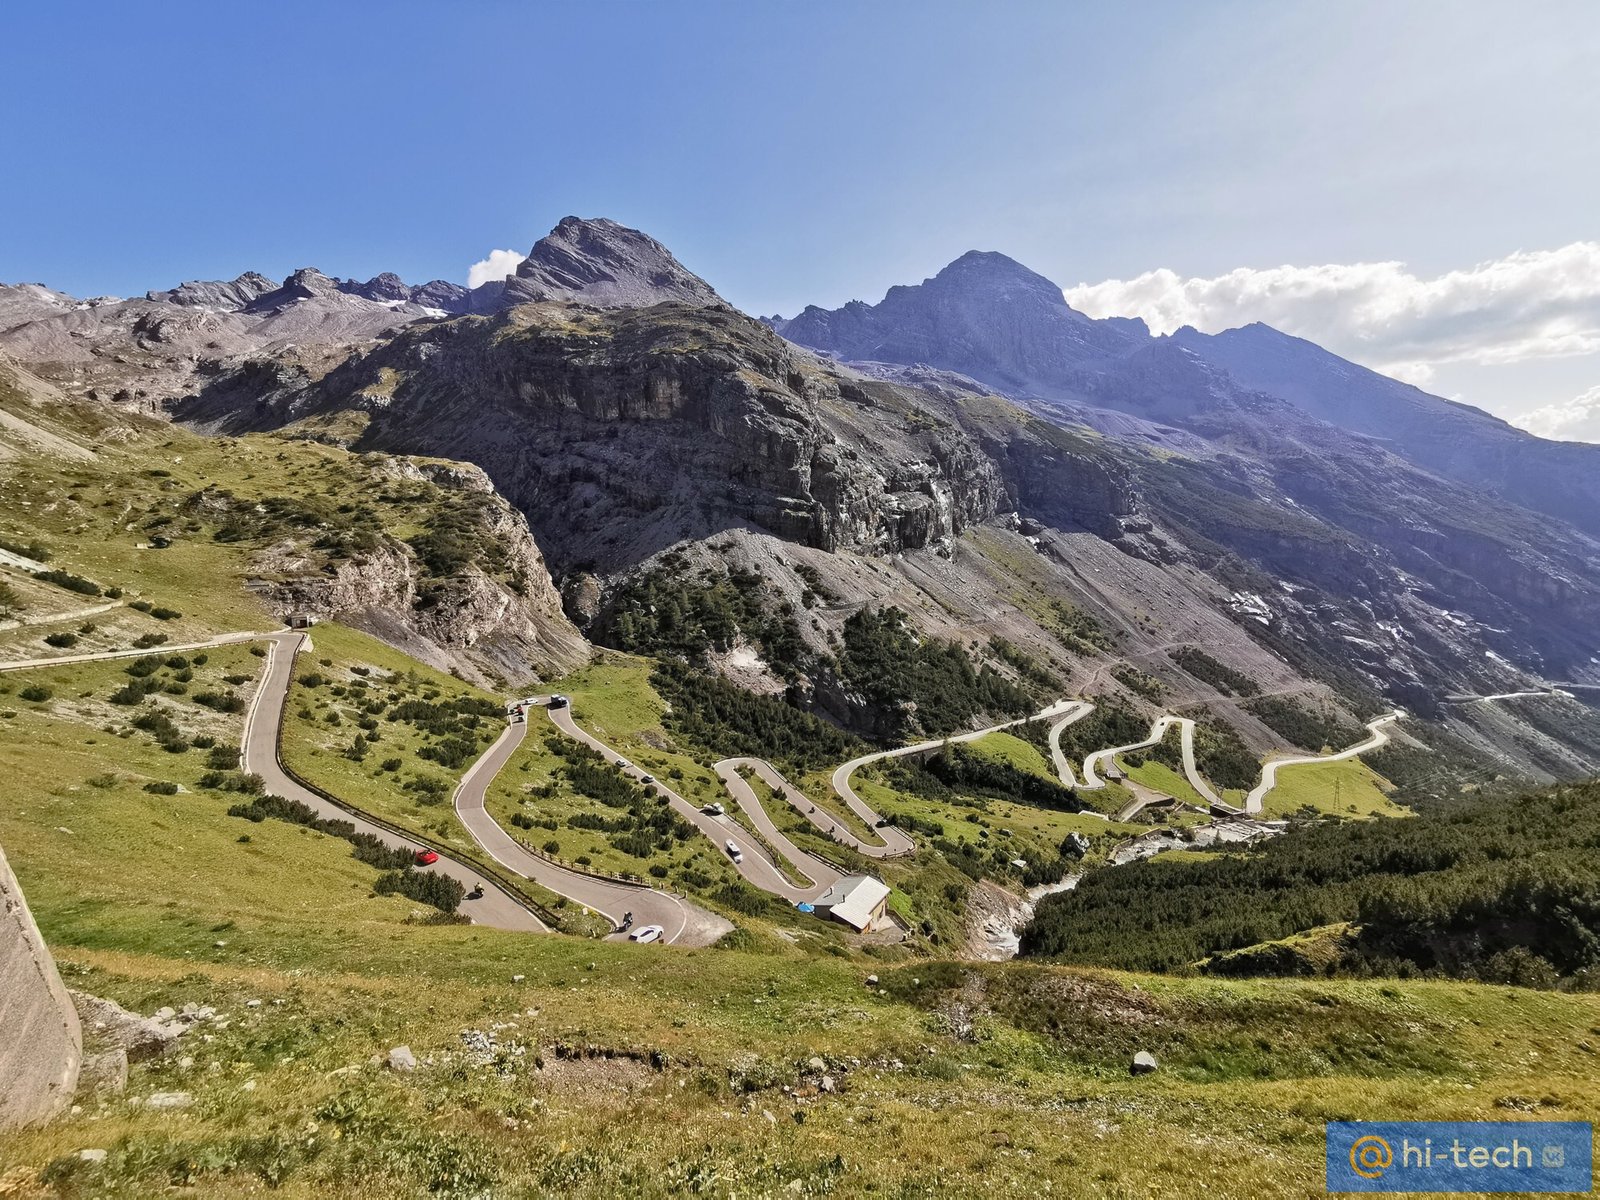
1514,384 -> 1600,441
466,248 -> 524,289
1063,242 -> 1600,388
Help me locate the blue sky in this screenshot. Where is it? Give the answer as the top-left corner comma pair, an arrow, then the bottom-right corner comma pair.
3,2 -> 1599,434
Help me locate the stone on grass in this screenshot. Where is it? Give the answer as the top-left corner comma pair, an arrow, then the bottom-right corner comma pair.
1130,1051 -> 1158,1075
388,1045 -> 418,1072
144,1091 -> 192,1109
79,1049 -> 128,1096
69,991 -> 182,1062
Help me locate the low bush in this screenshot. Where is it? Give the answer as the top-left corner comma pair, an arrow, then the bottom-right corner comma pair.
34,569 -> 100,596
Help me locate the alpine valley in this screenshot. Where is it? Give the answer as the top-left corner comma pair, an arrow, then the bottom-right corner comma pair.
5,217 -> 1600,1197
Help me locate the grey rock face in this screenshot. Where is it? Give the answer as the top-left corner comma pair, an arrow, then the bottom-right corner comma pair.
410,279 -> 473,312
192,300 -> 1007,575
146,272 -> 277,311
78,1049 -> 129,1095
248,455 -> 588,681
69,991 -> 183,1062
1,845 -> 82,1129
501,216 -> 724,309
775,250 -> 1140,397
341,272 -> 412,304
246,267 -> 344,310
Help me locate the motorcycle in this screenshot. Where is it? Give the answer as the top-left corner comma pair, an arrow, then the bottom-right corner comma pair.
621,911 -> 634,930
468,883 -> 484,900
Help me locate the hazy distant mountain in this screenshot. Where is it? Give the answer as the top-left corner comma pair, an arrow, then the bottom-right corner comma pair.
1170,323 -> 1600,540
777,248 -> 1600,542
773,250 -> 1139,395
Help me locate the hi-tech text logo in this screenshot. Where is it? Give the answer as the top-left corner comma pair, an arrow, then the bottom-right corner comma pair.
1327,1122 -> 1591,1193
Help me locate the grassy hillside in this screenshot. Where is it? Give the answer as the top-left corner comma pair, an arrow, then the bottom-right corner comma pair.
4,651 -> 1599,1196
0,391 -> 566,683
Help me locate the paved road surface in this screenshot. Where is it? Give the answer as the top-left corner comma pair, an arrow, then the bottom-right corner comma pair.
0,631 -> 270,673
712,759 -> 842,895
3,627 -> 551,932
540,696 -> 1082,901
545,704 -> 824,903
453,719 -> 731,946
1243,710 -> 1405,813
1050,701 -> 1413,818
3,619 -> 1425,915
829,698 -> 1081,857
243,632 -> 550,933
1059,710 -> 1229,813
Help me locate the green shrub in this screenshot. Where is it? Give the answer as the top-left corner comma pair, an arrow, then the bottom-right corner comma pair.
373,868 -> 465,913
194,690 -> 246,714
1170,646 -> 1261,697
43,631 -> 79,649
0,536 -> 51,561
34,569 -> 100,596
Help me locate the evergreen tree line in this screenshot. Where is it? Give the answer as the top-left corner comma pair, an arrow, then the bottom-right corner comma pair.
1019,780 -> 1600,986
833,607 -> 1037,741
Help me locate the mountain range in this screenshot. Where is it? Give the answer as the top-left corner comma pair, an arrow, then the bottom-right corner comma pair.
5,216 -> 1599,784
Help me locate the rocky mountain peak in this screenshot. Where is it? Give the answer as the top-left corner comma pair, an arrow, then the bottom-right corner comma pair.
343,272 -> 412,304
775,248 -> 1144,395
145,272 -> 276,310
924,249 -> 1081,311
502,216 -> 723,309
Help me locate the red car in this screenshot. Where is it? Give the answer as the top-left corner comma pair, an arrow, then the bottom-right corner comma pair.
414,849 -> 439,866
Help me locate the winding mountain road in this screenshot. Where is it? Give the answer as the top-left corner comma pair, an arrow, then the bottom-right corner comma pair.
1049,701 -> 1406,816
3,622 -> 1433,927
1243,710 -> 1405,812
544,703 -> 829,903
1,630 -> 553,934
243,633 -> 550,932
453,718 -> 731,945
523,696 -> 1086,905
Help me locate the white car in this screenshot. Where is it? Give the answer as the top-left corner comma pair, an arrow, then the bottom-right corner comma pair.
628,924 -> 664,944
615,757 -> 631,769
639,773 -> 655,785
725,839 -> 743,863
703,802 -> 725,816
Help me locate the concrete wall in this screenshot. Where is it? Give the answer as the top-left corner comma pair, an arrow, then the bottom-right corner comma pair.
0,844 -> 81,1129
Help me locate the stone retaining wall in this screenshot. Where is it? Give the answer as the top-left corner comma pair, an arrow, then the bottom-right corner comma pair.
0,844 -> 81,1129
